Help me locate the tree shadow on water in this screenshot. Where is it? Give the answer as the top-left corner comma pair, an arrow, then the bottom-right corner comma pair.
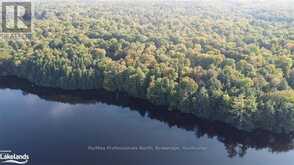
1,76 -> 294,158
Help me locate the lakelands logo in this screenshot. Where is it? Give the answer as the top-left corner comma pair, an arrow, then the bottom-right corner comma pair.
0,150 -> 30,164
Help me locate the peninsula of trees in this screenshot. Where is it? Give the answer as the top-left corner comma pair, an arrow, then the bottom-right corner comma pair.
1,0 -> 294,133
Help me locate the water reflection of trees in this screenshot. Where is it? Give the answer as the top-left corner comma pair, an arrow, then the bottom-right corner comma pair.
1,76 -> 294,158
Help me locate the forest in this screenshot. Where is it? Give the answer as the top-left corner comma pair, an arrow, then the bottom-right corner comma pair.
1,0 -> 294,133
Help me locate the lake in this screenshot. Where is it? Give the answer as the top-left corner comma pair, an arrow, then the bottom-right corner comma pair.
0,76 -> 294,165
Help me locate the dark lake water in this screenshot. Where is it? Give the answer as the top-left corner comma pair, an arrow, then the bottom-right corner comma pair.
0,77 -> 294,165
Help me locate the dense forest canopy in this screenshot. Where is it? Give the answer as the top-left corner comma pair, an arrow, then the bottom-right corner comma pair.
1,0 -> 294,133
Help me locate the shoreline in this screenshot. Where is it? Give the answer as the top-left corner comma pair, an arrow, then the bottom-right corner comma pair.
1,72 -> 294,134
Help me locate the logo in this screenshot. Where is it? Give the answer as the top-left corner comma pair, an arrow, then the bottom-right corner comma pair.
0,150 -> 30,164
0,0 -> 32,40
